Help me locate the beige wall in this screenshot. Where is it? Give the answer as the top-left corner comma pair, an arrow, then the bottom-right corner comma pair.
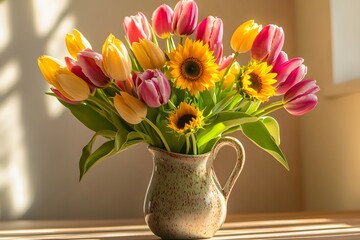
1,0 -> 303,220
294,0 -> 360,211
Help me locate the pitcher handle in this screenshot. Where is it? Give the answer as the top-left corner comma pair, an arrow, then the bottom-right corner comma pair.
211,136 -> 245,200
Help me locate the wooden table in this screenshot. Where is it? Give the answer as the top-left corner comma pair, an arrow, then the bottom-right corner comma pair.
1,211 -> 360,239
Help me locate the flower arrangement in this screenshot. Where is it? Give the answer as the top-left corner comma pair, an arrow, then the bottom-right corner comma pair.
38,0 -> 319,180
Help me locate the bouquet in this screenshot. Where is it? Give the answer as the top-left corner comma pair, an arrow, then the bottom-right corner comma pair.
38,0 -> 319,180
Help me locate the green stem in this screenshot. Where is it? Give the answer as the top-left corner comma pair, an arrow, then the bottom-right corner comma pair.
191,133 -> 197,155
253,101 -> 283,116
144,118 -> 171,152
165,38 -> 171,53
170,36 -> 176,50
179,36 -> 184,45
185,135 -> 190,155
255,104 -> 285,117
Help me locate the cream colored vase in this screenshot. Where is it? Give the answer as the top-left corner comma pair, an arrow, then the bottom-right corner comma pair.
144,136 -> 245,239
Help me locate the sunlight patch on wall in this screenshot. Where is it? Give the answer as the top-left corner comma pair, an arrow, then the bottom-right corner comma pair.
46,14 -> 75,58
0,94 -> 32,218
0,1 -> 10,53
32,0 -> 70,37
0,60 -> 20,95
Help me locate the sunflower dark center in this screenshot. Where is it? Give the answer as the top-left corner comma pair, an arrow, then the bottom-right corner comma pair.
181,58 -> 203,81
177,114 -> 196,129
249,73 -> 262,92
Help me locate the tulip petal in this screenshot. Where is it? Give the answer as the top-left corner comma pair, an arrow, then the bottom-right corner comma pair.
57,68 -> 90,101
284,79 -> 320,102
285,94 -> 318,116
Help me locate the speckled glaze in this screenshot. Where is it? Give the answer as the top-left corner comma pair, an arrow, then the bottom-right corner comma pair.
144,136 -> 245,239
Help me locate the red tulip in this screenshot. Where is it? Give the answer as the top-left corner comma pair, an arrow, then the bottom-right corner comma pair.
124,12 -> 152,44
251,24 -> 284,65
283,79 -> 319,116
196,16 -> 223,62
77,49 -> 110,88
273,57 -> 307,95
172,0 -> 198,36
152,4 -> 173,38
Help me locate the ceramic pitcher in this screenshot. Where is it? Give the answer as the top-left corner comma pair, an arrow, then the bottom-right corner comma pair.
144,136 -> 245,239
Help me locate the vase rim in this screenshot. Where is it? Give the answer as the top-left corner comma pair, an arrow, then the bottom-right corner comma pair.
148,145 -> 211,158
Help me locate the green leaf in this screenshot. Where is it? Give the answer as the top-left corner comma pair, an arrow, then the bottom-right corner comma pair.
79,130 -> 117,179
114,128 -> 130,151
261,116 -> 280,145
79,140 -> 115,180
60,101 -> 117,132
242,121 -> 289,170
197,112 -> 257,148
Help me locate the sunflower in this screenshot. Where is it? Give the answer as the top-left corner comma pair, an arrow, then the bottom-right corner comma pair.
168,39 -> 219,96
240,61 -> 277,102
168,102 -> 203,134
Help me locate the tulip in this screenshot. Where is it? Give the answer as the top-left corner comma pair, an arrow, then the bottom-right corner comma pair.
272,51 -> 288,69
65,29 -> 92,59
132,69 -> 170,108
172,0 -> 198,36
218,54 -> 234,71
152,4 -> 173,39
251,24 -> 284,65
102,34 -> 132,81
116,77 -> 133,94
51,88 -> 80,105
196,16 -> 223,62
38,56 -> 90,101
283,79 -> 319,116
231,19 -> 262,54
273,57 -> 307,95
220,61 -> 240,90
65,56 -> 96,92
114,92 -> 147,124
132,39 -> 166,70
77,49 -> 110,88
124,12 -> 152,44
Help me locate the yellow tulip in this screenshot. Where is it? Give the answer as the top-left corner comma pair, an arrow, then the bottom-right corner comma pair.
132,39 -> 166,70
65,29 -> 92,59
102,34 -> 132,81
38,55 -> 90,101
231,20 -> 262,53
114,92 -> 147,124
220,61 -> 240,89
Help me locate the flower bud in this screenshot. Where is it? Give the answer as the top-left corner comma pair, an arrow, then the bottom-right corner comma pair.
102,34 -> 132,81
124,12 -> 152,44
132,39 -> 166,70
273,58 -> 307,95
283,79 -> 320,116
196,16 -> 223,62
38,55 -> 90,101
132,69 -> 170,108
152,4 -> 173,39
114,92 -> 147,124
231,19 -> 261,54
172,0 -> 198,36
251,24 -> 284,65
65,29 -> 92,59
77,49 -> 110,88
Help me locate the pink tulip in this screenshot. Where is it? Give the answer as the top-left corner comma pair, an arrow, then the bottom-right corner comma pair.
124,12 -> 152,44
152,4 -> 173,38
172,0 -> 198,36
283,79 -> 320,116
196,16 -> 223,62
251,24 -> 284,65
77,49 -> 110,88
272,51 -> 288,69
132,69 -> 170,108
65,57 -> 96,92
218,54 -> 234,71
273,57 -> 307,95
